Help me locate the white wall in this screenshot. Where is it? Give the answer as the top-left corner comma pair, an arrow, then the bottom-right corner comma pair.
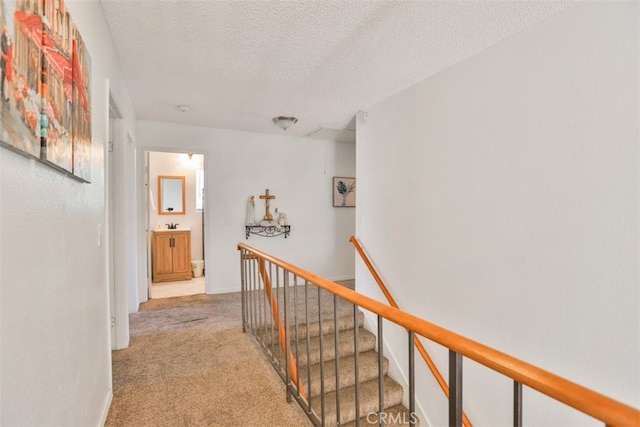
356,2 -> 638,426
0,1 -> 136,425
136,120 -> 355,297
149,151 -> 204,260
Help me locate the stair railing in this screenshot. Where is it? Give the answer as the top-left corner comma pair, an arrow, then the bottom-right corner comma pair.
257,256 -> 305,398
240,246 -> 397,426
238,242 -> 640,427
349,236 -> 473,427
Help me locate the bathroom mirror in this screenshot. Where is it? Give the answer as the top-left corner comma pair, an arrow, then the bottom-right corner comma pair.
158,175 -> 186,215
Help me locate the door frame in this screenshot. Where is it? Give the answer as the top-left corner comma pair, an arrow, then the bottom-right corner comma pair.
140,148 -> 207,300
107,92 -> 131,350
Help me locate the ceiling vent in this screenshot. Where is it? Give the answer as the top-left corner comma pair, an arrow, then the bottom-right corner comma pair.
306,128 -> 355,144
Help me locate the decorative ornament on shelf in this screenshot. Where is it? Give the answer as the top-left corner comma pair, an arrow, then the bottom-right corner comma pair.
246,192 -> 290,239
246,195 -> 256,225
276,208 -> 288,226
259,188 -> 276,221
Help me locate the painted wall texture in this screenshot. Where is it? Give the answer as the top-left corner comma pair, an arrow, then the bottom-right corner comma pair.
356,2 -> 638,425
0,1 -> 136,425
136,120 -> 356,297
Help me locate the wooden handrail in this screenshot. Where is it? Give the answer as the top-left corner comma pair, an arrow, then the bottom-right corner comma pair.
349,236 -> 473,427
238,242 -> 640,427
257,258 -> 305,398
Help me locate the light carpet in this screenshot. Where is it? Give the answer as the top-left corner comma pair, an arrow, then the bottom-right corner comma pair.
105,292 -> 312,427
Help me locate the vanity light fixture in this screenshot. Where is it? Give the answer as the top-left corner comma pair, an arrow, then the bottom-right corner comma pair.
272,116 -> 298,131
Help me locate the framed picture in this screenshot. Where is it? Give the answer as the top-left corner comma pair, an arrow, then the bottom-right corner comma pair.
333,177 -> 355,207
0,1 -> 92,182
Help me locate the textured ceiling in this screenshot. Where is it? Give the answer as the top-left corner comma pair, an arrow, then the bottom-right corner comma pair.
99,0 -> 571,141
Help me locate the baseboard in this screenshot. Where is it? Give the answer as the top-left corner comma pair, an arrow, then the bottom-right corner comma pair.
207,286 -> 240,295
326,274 -> 355,282
97,389 -> 113,427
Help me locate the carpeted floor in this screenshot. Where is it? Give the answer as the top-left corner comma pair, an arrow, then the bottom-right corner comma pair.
105,292 -> 313,426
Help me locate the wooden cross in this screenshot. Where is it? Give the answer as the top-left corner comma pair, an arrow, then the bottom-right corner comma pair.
259,189 -> 276,221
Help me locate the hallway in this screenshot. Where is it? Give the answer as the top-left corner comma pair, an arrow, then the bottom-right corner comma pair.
150,276 -> 206,299
106,291 -> 311,426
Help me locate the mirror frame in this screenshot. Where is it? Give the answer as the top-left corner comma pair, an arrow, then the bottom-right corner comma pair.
158,175 -> 186,215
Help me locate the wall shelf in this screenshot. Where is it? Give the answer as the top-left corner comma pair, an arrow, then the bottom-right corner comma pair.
245,224 -> 291,239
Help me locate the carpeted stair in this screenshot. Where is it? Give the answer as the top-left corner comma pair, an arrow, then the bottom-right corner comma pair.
272,311 -> 418,426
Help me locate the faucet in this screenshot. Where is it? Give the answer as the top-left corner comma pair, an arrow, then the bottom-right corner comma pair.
166,223 -> 179,229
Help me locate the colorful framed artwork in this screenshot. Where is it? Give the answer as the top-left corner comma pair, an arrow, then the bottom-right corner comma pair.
333,177 -> 356,207
70,32 -> 92,182
0,0 -> 92,182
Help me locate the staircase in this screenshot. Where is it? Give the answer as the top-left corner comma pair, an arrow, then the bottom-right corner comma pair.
240,251 -> 417,425
264,310 -> 417,426
241,244 -> 640,427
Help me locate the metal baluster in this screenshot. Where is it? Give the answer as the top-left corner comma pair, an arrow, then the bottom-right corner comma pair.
353,305 -> 361,427
240,250 -> 246,332
263,262 -> 270,348
249,256 -> 254,332
378,315 -> 384,427
269,267 -> 275,360
305,280 -> 313,416
334,294 -> 341,425
449,350 -> 463,427
258,259 -> 264,346
271,263 -> 278,367
245,254 -> 250,331
318,286 -> 326,426
275,263 -> 282,367
264,262 -> 270,347
284,268 -> 291,402
408,331 -> 416,427
253,258 -> 259,333
514,381 -> 522,427
294,273 -> 301,398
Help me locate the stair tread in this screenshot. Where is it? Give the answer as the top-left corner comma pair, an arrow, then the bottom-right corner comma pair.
293,311 -> 365,339
309,376 -> 404,426
252,311 -> 364,344
249,294 -> 416,426
298,350 -> 389,395
283,327 -> 377,367
342,404 -> 420,427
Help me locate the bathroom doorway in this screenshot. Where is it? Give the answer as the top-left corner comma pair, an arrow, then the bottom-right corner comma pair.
146,150 -> 206,298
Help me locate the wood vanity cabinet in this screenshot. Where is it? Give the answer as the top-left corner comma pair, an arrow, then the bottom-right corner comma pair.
152,230 -> 192,282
